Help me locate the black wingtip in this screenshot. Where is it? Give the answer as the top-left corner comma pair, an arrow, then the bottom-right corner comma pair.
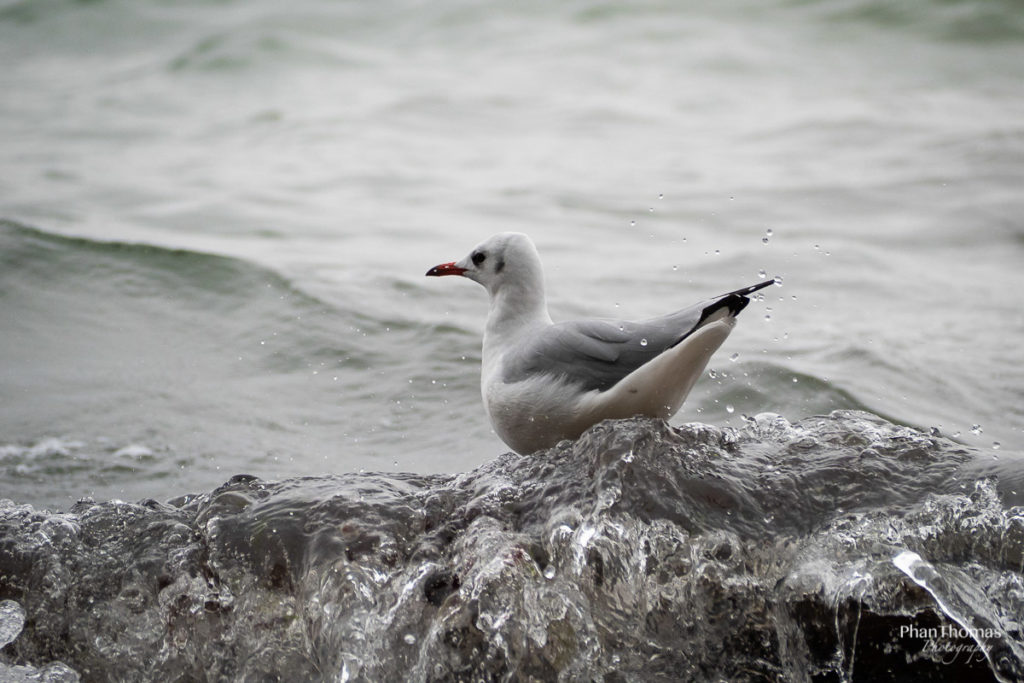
726,279 -> 775,298
708,279 -> 777,320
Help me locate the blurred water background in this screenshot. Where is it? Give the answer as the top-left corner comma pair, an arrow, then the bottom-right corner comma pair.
2,0 -> 1023,509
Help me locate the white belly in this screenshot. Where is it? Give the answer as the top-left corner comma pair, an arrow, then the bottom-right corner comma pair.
483,372 -> 597,454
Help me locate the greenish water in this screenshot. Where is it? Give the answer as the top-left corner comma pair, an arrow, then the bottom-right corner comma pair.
1,0 -> 1023,508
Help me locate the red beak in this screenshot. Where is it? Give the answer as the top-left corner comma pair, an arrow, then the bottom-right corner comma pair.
426,261 -> 467,277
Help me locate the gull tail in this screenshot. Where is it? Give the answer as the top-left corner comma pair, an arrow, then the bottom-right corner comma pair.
668,279 -> 776,350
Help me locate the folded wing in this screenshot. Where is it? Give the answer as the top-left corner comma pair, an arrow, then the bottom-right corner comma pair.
501,280 -> 772,393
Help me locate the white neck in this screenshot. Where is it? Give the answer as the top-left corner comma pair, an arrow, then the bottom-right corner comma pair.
482,275 -> 552,356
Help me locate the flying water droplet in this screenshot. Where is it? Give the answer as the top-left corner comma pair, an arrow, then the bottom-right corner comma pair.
993,442 -> 1001,450
726,404 -> 735,414
708,369 -> 718,379
543,565 -> 556,580
758,269 -> 767,279
729,352 -> 739,362
404,633 -> 417,645
970,424 -> 983,435
640,338 -> 648,346
773,276 -> 783,286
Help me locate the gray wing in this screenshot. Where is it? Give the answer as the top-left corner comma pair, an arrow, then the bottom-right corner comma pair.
501,280 -> 773,393
499,317 -> 687,392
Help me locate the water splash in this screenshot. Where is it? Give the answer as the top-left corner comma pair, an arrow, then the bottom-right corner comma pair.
0,413 -> 1019,681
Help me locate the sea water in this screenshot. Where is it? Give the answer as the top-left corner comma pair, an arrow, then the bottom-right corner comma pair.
2,0 -> 1021,508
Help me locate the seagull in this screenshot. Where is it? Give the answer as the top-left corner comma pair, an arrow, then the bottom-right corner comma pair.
426,232 -> 773,454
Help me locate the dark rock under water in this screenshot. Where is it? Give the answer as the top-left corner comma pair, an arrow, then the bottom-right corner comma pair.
1,411 -> 1023,682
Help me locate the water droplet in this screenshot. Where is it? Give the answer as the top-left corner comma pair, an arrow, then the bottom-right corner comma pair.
658,193 -> 664,200
726,404 -> 735,414
758,269 -> 767,278
764,314 -> 771,321
640,338 -> 648,346
648,207 -> 654,213
404,633 -> 417,645
543,565 -> 556,580
714,249 -> 720,256
672,265 -> 678,271
630,220 -> 636,227
708,369 -> 718,379
762,237 -> 769,244
766,228 -> 773,237
773,276 -> 783,287
993,442 -> 1001,450
729,352 -> 739,362
970,424 -> 983,435
792,377 -> 799,383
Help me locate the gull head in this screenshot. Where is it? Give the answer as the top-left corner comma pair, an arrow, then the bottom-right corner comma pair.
426,232 -> 543,297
